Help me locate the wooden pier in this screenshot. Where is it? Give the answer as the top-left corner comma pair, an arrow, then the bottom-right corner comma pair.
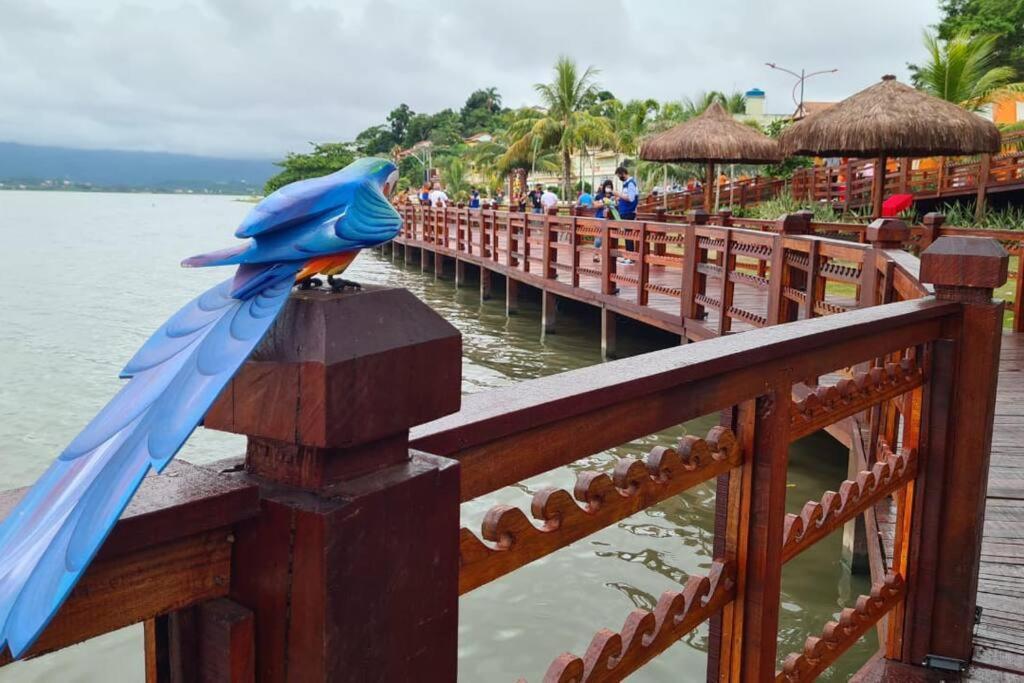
0,205 -> 1021,681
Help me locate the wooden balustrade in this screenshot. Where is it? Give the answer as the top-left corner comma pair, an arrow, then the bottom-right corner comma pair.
0,205 -> 1011,681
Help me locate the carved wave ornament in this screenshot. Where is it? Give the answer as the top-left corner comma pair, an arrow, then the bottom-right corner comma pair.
459,427 -> 741,594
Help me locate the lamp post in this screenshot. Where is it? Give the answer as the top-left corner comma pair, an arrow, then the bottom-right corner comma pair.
765,63 -> 838,117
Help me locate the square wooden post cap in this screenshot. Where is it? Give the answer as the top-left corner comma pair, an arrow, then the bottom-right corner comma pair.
687,209 -> 709,225
920,236 -> 1008,292
775,212 -> 812,234
866,218 -> 910,248
205,286 -> 462,450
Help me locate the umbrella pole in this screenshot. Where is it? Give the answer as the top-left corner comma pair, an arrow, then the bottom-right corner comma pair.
705,161 -> 714,212
872,154 -> 887,219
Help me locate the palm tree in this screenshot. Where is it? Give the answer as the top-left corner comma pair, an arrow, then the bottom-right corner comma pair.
469,118 -> 560,194
481,87 -> 501,113
721,91 -> 747,115
916,29 -> 1024,111
439,155 -> 471,202
505,56 -> 613,198
607,98 -> 660,164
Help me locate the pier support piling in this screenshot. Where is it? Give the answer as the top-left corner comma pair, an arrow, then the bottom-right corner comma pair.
601,309 -> 617,359
542,291 -> 557,336
480,268 -> 492,301
455,259 -> 466,288
506,279 -> 519,315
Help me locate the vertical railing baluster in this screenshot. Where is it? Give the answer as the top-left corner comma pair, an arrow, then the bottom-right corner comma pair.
637,222 -> 649,306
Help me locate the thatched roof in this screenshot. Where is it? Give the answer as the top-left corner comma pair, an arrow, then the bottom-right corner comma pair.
779,75 -> 1001,157
639,102 -> 782,164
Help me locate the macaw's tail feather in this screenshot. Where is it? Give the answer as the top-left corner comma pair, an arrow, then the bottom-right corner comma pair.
181,242 -> 250,268
0,266 -> 298,659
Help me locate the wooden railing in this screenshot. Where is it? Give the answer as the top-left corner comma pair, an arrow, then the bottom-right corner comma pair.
0,210 -> 1009,681
399,205 -> 1024,334
636,175 -> 786,213
642,134 -> 1024,215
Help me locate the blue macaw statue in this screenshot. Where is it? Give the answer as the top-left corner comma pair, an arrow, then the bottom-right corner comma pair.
0,157 -> 402,658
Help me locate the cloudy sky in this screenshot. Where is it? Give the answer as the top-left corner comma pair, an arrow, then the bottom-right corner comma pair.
0,0 -> 941,160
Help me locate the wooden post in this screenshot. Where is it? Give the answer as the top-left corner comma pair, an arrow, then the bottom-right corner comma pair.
600,224 -> 615,296
866,218 -> 909,251
975,153 -> 991,221
718,229 -> 734,335
601,308 -> 616,359
872,155 -> 888,219
919,212 -> 945,252
900,237 -> 1008,666
570,215 -> 580,288
705,161 -> 715,212
506,278 -> 519,315
900,157 -> 912,194
720,385 -> 793,681
769,213 -> 812,325
480,267 -> 492,301
454,259 -> 465,288
637,223 -> 649,306
542,292 -> 557,336
204,287 -> 462,682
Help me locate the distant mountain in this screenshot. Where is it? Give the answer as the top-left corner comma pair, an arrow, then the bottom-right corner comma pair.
0,142 -> 278,194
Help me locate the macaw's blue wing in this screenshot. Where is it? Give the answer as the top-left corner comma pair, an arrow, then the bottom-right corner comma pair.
336,180 -> 404,244
0,269 -> 298,658
235,172 -> 348,239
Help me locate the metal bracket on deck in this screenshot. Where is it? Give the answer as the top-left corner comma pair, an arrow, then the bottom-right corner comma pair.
975,605 -> 983,625
922,655 -> 968,673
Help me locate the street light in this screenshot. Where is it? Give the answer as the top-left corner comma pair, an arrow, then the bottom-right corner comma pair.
765,63 -> 838,117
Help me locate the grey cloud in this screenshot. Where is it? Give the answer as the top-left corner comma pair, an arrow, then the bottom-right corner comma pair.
0,0 -> 940,158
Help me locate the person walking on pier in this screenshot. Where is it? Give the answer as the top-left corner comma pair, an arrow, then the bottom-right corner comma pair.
541,186 -> 558,213
614,166 -> 639,264
469,187 -> 481,209
429,182 -> 449,208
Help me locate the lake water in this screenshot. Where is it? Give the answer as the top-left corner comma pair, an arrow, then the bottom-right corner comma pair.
0,191 -> 873,681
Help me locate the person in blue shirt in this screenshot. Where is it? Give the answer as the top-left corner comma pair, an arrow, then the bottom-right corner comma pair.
577,187 -> 593,208
469,187 -> 481,209
613,166 -> 639,264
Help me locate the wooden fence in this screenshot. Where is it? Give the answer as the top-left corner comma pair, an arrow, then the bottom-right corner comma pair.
399,204 -> 1024,335
640,132 -> 1024,216
0,210 -> 1010,680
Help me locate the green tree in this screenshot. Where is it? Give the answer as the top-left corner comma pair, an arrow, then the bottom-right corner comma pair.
461,87 -> 504,133
438,155 -> 471,202
607,98 -> 660,162
505,56 -> 613,197
915,28 -> 1023,111
763,118 -> 812,179
263,142 -> 357,194
387,104 -> 414,142
353,125 -> 398,155
469,113 -> 560,191
427,109 -> 463,147
930,0 -> 1024,78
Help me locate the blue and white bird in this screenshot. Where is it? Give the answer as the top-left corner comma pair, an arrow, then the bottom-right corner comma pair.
0,157 -> 402,658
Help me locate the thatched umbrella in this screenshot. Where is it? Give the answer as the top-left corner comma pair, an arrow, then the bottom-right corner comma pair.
640,101 -> 782,212
779,74 -> 1001,218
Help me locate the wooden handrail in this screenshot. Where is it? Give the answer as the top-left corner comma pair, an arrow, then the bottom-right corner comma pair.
1,201 -> 1010,681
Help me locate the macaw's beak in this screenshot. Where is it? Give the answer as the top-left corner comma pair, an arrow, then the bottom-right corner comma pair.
382,169 -> 399,199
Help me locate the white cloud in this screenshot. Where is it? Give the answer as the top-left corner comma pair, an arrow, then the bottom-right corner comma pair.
0,0 -> 941,158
